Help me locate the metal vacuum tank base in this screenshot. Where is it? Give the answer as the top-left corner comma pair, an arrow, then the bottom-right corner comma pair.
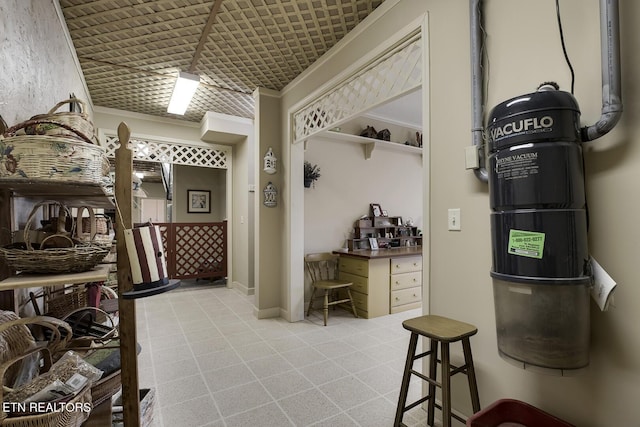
492,278 -> 590,374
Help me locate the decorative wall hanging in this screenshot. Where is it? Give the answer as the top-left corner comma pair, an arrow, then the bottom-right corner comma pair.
187,189 -> 211,213
263,147 -> 277,174
263,182 -> 277,207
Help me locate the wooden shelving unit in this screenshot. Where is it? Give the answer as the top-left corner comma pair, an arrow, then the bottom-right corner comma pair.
348,216 -> 422,251
0,122 -> 143,426
0,179 -> 114,208
0,264 -> 110,291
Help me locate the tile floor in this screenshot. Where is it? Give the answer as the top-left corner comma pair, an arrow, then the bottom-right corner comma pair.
135,281 -> 431,427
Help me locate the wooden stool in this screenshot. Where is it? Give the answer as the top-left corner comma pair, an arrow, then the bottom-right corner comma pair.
394,315 -> 481,427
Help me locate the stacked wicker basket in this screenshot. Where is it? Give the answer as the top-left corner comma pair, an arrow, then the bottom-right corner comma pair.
0,98 -> 111,274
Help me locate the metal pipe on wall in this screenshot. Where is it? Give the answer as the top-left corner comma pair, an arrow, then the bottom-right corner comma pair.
581,0 -> 623,141
469,0 -> 623,182
470,0 -> 488,183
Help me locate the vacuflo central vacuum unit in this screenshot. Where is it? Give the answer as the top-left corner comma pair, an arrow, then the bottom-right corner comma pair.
487,83 -> 591,374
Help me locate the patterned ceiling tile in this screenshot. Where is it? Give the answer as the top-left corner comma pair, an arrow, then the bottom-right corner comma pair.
60,0 -> 385,122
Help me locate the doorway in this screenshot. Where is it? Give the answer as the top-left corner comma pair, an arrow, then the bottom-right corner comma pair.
288,18 -> 429,322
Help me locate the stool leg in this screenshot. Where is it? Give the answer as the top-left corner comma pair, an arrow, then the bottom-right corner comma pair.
441,342 -> 451,427
462,337 -> 481,413
323,289 -> 329,326
427,338 -> 438,426
394,332 -> 419,427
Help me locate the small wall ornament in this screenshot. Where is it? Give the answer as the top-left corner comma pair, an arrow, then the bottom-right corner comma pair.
263,147 -> 277,174
263,181 -> 277,207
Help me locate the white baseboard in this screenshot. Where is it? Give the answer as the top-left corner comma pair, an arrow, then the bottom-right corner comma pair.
254,306 -> 280,319
230,280 -> 254,295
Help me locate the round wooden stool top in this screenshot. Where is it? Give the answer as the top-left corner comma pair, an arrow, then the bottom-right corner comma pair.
402,315 -> 477,342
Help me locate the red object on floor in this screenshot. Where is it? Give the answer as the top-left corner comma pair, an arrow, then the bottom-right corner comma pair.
466,399 -> 575,427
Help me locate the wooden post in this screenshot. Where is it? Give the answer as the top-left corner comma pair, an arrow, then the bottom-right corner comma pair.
115,122 -> 140,426
0,188 -> 16,311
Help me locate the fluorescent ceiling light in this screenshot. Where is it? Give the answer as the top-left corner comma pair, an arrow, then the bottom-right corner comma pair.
167,71 -> 200,115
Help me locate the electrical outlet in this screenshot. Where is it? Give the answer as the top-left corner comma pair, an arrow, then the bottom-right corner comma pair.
448,208 -> 461,231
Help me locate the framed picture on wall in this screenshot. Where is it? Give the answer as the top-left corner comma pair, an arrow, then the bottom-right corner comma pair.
188,190 -> 211,213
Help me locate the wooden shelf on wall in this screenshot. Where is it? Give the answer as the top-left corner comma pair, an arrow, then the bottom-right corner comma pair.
317,130 -> 422,159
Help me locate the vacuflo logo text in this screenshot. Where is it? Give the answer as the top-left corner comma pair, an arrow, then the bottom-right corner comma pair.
491,116 -> 554,140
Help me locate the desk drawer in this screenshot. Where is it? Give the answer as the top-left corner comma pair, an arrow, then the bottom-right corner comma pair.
390,271 -> 422,291
339,257 -> 368,277
338,271 -> 368,294
391,256 -> 422,274
391,286 -> 421,307
349,290 -> 369,313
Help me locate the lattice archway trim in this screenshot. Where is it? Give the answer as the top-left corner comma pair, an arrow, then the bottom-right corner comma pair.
100,130 -> 230,169
293,32 -> 422,142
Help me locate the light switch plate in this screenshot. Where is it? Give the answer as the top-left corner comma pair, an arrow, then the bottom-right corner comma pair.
448,208 -> 461,231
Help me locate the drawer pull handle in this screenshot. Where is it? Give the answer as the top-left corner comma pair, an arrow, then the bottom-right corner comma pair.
395,265 -> 399,268
395,297 -> 399,301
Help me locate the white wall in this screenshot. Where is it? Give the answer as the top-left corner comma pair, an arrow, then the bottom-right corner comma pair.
173,165 -> 226,223
304,136 -> 422,254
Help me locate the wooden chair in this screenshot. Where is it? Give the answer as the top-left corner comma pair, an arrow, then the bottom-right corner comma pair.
305,253 -> 358,326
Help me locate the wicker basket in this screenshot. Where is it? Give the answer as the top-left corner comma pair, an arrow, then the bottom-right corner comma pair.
0,349 -> 92,427
0,315 -> 84,427
0,201 -> 109,274
75,207 -> 113,249
0,313 -> 73,371
90,369 -> 121,406
0,119 -> 108,185
24,98 -> 97,144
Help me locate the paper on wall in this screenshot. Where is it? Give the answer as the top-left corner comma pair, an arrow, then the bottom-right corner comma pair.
590,256 -> 616,311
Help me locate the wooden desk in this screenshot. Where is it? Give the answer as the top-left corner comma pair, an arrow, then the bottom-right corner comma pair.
334,248 -> 423,318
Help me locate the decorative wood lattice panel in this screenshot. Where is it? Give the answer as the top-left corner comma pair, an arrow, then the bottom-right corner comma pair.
150,222 -> 227,280
294,34 -> 422,141
171,222 -> 227,280
102,133 -> 228,169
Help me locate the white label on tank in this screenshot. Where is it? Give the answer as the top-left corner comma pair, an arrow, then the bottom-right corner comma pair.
495,151 -> 539,181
